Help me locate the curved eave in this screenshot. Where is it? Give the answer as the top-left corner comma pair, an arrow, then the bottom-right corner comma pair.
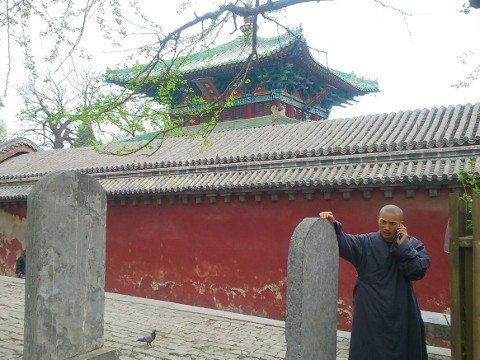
104,33 -> 377,96
177,38 -> 378,96
293,48 -> 378,95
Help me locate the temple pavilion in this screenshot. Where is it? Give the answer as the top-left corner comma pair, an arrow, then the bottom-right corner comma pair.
105,29 -> 379,123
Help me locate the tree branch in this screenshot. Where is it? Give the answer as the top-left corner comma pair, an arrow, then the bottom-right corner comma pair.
372,0 -> 411,16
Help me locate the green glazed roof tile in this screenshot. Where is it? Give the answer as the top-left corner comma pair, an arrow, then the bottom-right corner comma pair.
105,29 -> 378,93
168,31 -> 298,74
330,69 -> 379,92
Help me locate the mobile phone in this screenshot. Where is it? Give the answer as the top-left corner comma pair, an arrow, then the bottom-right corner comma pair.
397,224 -> 404,242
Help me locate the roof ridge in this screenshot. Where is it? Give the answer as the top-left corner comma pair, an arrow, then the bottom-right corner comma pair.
332,102 -> 480,120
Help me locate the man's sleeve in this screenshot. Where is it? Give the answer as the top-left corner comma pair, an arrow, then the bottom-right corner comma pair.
333,220 -> 363,268
391,237 -> 430,280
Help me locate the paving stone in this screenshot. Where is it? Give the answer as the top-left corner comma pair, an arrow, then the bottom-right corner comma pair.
0,275 -> 450,360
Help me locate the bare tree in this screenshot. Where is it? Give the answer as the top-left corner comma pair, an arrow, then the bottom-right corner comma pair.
16,66 -> 165,148
16,69 -> 105,148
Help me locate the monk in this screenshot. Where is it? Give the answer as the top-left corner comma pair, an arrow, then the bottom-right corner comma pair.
319,205 -> 430,360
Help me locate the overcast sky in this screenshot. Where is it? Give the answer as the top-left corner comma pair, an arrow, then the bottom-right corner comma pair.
1,0 -> 479,136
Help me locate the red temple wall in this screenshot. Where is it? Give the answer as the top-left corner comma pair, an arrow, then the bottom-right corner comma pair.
105,187 -> 450,329
0,188 -> 450,330
0,207 -> 27,276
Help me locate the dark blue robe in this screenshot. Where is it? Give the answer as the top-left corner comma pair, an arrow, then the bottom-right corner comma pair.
334,221 -> 430,360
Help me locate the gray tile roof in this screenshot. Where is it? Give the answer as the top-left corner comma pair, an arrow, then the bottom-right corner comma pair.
0,103 -> 479,200
96,151 -> 478,194
0,137 -> 40,154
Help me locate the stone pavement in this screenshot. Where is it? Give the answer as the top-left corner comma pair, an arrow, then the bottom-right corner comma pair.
0,275 -> 450,360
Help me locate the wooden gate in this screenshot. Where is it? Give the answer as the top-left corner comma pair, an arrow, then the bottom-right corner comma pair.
449,192 -> 480,360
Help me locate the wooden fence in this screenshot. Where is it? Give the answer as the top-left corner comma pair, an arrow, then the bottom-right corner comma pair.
449,192 -> 480,360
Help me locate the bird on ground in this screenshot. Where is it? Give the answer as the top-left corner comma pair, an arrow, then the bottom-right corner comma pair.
136,329 -> 157,346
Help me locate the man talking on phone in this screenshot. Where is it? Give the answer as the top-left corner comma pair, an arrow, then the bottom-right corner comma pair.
319,205 -> 430,360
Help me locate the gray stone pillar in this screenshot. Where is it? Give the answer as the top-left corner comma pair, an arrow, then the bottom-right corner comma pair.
286,218 -> 339,360
23,171 -> 117,359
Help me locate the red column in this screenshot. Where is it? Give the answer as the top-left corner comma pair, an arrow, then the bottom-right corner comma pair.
244,104 -> 255,119
286,104 -> 295,118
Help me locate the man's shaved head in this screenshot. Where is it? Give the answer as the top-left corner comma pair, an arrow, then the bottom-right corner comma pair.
379,204 -> 404,220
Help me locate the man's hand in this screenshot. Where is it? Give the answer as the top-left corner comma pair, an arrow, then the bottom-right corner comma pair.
396,224 -> 408,245
319,211 -> 335,224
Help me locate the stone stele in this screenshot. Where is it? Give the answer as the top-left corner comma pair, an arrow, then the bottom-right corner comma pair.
23,171 -> 118,360
285,217 -> 339,360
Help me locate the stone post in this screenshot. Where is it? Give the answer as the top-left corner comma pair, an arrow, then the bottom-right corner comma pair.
286,218 -> 339,360
23,171 -> 118,360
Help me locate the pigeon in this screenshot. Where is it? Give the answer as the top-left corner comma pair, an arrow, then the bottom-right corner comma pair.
137,329 -> 157,346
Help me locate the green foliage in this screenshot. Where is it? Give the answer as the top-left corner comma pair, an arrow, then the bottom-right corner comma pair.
72,123 -> 97,148
96,58 -> 246,155
1,0 -> 127,78
452,51 -> 480,88
461,3 -> 472,14
457,159 -> 480,231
